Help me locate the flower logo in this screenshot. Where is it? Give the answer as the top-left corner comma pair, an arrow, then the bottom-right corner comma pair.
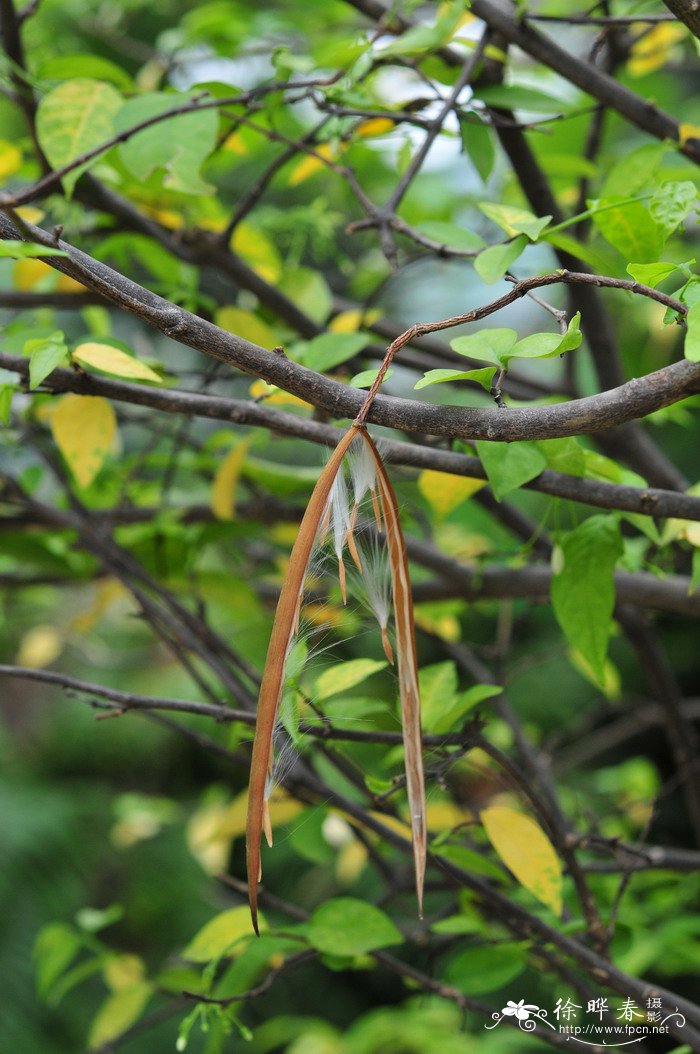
501,999 -> 540,1021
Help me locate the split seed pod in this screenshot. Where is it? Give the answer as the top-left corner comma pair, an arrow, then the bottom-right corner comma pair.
245,424 -> 425,933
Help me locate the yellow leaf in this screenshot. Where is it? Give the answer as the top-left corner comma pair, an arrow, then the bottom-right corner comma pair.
70,579 -> 127,634
186,799 -> 233,874
686,521 -> 700,547
288,142 -> 337,186
426,800 -> 473,831
336,839 -> 368,884
216,306 -> 278,348
55,272 -> 88,293
73,342 -> 162,383
680,123 -> 700,147
481,805 -> 563,915
184,906 -> 264,961
329,308 -> 381,333
13,258 -> 52,291
0,139 -> 22,182
186,788 -> 301,875
103,954 -> 146,992
88,982 -> 152,1050
418,469 -> 485,518
15,206 -> 45,224
211,438 -> 252,520
230,222 -> 282,282
140,204 -> 185,230
355,118 -> 395,138
51,394 -> 116,488
627,23 -> 686,77
413,608 -> 461,642
16,625 -> 63,668
249,379 -> 311,408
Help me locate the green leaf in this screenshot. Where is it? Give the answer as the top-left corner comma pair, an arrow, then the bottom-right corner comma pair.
473,235 -> 528,284
184,906 -> 260,962
592,198 -> 665,262
459,114 -> 495,183
314,658 -> 387,701
39,54 -> 133,90
684,301 -> 700,362
481,805 -> 563,915
414,366 -> 496,390
301,332 -> 370,372
478,203 -> 552,241
626,261 -> 691,287
473,84 -> 568,113
34,923 -> 82,1001
601,143 -> 666,198
450,328 -> 517,366
0,385 -> 13,425
378,6 -> 461,57
279,267 -> 331,324
36,79 -> 123,196
430,684 -> 503,733
509,312 -> 582,360
475,440 -> 547,501
0,241 -> 68,259
444,942 -> 526,995
551,514 -> 623,680
414,222 -> 484,251
649,180 -> 697,235
419,661 -> 458,733
536,437 -> 586,477
349,367 -> 394,388
307,898 -> 402,956
116,93 -> 219,195
87,982 -> 152,1049
25,331 -> 68,389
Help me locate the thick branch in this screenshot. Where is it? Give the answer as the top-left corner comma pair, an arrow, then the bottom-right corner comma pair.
0,215 -> 697,443
3,352 -> 700,523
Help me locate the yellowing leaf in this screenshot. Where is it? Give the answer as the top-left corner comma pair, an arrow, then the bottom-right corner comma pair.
288,143 -> 338,186
184,906 -> 264,961
216,306 -> 278,348
103,954 -> 146,992
222,130 -> 248,154
314,658 -> 388,701
355,118 -> 395,138
481,805 -> 563,915
679,123 -> 700,147
627,23 -> 686,77
418,469 -> 485,518
88,982 -> 151,1050
36,78 -> 123,196
73,342 -> 162,383
211,438 -> 252,520
16,625 -> 63,668
230,223 -> 282,282
249,379 -> 311,408
0,139 -> 22,182
51,394 -> 116,488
